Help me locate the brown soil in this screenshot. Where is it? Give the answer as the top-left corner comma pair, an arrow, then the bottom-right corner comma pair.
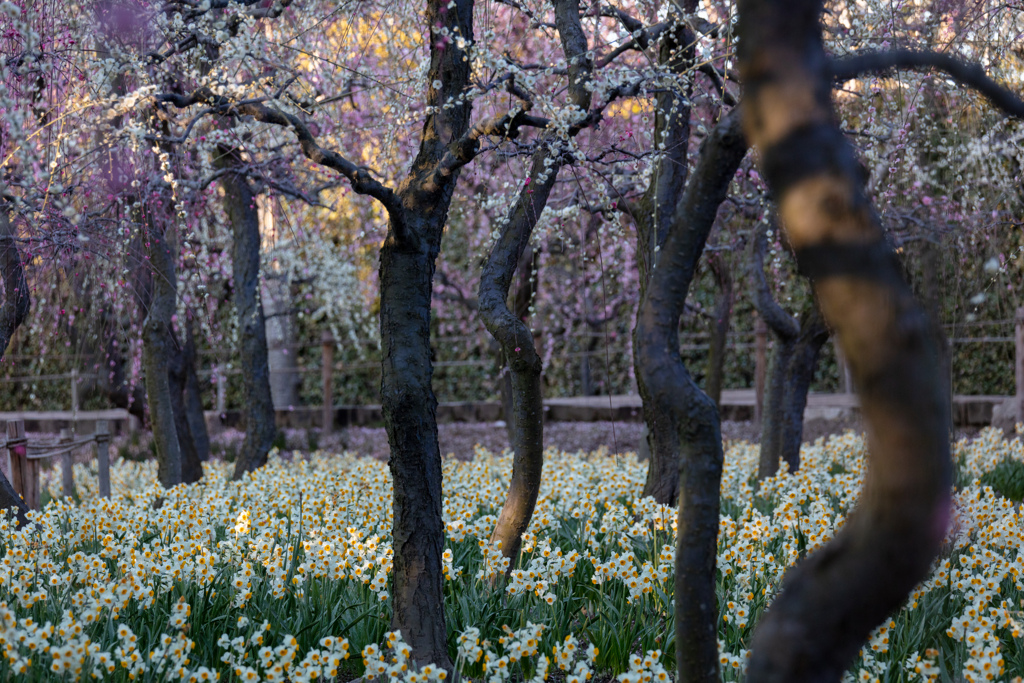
323,416 -> 878,461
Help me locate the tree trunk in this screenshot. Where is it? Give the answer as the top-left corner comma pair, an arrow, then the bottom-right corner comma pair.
706,253 -> 733,407
183,318 -> 210,461
479,0 -> 592,568
737,1 -> 953,679
750,224 -> 827,477
637,110 -> 747,683
0,187 -> 31,526
102,323 -> 148,425
264,273 -> 302,409
169,323 -> 204,484
758,337 -> 793,477
169,348 -> 203,485
381,239 -> 449,666
481,149 -> 562,564
778,308 -> 827,472
380,0 -> 476,665
500,245 -> 540,447
142,213 -> 183,489
919,237 -> 952,435
217,150 -> 277,479
632,11 -> 697,504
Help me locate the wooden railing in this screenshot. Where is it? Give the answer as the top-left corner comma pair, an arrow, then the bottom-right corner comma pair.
0,419 -> 111,508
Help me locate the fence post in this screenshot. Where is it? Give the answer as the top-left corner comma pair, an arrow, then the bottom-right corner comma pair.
7,420 -> 36,509
835,344 -> 853,394
1016,307 -> 1024,424
216,365 -> 227,416
95,420 -> 111,499
754,317 -> 768,424
60,428 -> 76,499
322,331 -> 334,434
70,369 -> 79,419
0,432 -> 9,484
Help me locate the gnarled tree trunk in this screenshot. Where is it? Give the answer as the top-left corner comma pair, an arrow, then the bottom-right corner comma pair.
380,0 -> 475,666
0,188 -> 31,526
216,149 -> 277,479
737,1 -> 953,679
142,208 -> 183,489
750,224 -> 827,477
482,0 -> 591,566
498,245 -> 539,448
637,110 -> 747,683
480,153 -> 555,565
631,8 -> 697,505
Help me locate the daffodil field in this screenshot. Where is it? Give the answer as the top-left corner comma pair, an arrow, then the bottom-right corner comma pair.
2,429 -> 1024,682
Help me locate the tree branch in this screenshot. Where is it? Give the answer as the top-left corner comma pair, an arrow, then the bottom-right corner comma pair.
431,107 -> 545,183
749,221 -> 799,339
154,89 -> 400,212
831,49 -> 1024,118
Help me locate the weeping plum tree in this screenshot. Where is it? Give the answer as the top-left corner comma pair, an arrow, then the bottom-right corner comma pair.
734,0 -> 1024,678
749,222 -> 827,478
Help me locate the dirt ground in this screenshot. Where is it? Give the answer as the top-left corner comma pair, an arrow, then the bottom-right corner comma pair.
325,414 -> 876,461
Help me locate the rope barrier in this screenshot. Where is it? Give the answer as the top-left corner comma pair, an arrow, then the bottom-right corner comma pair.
26,440 -> 95,460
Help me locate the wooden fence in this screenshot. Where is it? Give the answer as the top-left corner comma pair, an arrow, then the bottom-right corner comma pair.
0,315 -> 1019,424
0,419 -> 111,508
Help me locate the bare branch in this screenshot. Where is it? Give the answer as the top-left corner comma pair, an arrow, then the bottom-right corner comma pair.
699,63 -> 738,106
830,49 -> 1024,118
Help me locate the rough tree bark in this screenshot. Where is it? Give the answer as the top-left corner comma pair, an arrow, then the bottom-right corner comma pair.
142,211 -> 183,489
737,1 -> 953,679
631,6 -> 697,505
216,148 -> 278,480
705,252 -> 733,408
750,224 -> 827,478
377,0 -> 477,665
636,109 -> 747,683
481,0 -> 591,565
0,187 -> 31,526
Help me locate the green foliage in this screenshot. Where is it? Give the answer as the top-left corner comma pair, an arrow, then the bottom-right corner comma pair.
979,458 -> 1024,502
